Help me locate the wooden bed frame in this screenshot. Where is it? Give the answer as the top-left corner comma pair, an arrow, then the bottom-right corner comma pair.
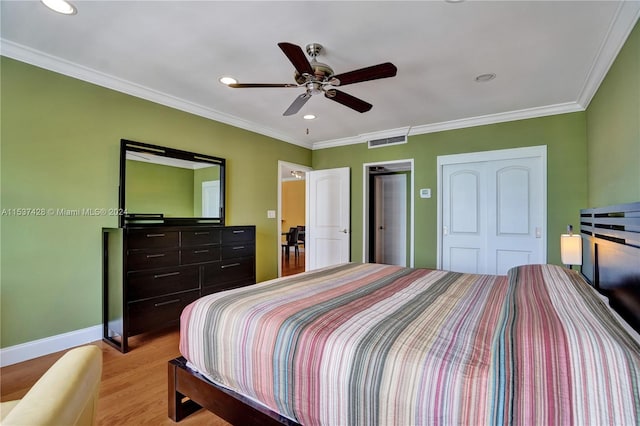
168,201 -> 640,425
168,356 -> 301,425
580,201 -> 640,332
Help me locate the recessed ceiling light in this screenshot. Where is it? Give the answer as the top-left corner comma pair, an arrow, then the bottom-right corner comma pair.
219,76 -> 237,85
475,73 -> 496,82
303,114 -> 316,120
41,0 -> 77,15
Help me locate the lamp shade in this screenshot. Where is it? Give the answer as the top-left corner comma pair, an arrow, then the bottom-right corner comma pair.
560,234 -> 582,266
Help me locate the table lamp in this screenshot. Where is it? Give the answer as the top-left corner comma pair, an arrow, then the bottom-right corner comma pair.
561,225 -> 582,269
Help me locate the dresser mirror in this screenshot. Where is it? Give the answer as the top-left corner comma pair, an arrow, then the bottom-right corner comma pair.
119,139 -> 225,226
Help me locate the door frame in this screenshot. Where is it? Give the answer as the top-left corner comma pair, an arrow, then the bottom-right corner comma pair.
277,161 -> 313,277
362,159 -> 415,267
436,145 -> 547,269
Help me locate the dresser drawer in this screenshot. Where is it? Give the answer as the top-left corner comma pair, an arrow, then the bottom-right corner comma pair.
181,246 -> 221,265
222,244 -> 254,260
127,249 -> 179,271
127,267 -> 198,301
182,229 -> 221,247
221,227 -> 255,244
127,230 -> 179,250
128,290 -> 199,336
200,280 -> 253,296
202,258 -> 255,289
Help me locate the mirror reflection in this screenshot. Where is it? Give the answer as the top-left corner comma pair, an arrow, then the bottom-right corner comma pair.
126,152 -> 221,218
120,140 -> 225,225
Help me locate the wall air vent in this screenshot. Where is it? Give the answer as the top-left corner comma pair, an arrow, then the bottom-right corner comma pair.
368,135 -> 407,149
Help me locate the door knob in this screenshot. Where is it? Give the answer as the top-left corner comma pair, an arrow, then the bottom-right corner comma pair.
341,229 -> 348,234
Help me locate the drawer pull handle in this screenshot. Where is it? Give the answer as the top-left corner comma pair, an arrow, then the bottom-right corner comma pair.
232,230 -> 245,234
194,232 -> 210,236
153,272 -> 180,279
154,298 -> 181,307
232,246 -> 245,250
193,250 -> 209,254
146,254 -> 166,258
221,263 -> 241,269
146,233 -> 166,238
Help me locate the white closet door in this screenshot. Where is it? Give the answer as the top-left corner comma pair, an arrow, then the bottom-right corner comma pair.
442,153 -> 544,275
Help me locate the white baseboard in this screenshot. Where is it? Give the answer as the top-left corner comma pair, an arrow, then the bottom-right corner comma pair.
0,325 -> 102,367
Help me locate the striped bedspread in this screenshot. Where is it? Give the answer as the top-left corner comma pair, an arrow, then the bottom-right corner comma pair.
180,263 -> 640,425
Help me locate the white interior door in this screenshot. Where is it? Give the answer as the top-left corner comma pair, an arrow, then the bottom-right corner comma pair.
202,180 -> 220,217
441,150 -> 545,275
442,164 -> 485,273
306,167 -> 350,271
374,174 -> 407,266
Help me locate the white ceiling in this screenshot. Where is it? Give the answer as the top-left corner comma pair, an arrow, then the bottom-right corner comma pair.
2,1 -> 639,150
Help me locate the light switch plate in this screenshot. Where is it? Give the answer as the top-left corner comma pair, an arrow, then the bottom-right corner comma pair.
267,210 -> 276,219
420,188 -> 431,198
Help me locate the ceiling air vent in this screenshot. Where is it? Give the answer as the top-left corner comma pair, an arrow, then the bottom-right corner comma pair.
368,135 -> 407,149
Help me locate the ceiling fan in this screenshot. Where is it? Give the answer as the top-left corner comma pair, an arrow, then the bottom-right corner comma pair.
227,42 -> 397,116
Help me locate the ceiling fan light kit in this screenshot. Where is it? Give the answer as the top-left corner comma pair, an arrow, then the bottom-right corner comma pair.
227,42 -> 397,116
41,0 -> 77,15
219,76 -> 238,85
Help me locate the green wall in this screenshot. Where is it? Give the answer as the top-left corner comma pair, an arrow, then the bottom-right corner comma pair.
0,57 -> 311,347
586,20 -> 640,206
126,160 -> 194,216
1,19 -> 637,348
313,113 -> 589,269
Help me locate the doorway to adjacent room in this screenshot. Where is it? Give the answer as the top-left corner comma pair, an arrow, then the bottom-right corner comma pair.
278,161 -> 311,277
363,160 -> 414,267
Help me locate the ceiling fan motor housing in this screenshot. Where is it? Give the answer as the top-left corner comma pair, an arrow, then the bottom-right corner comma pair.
294,62 -> 334,84
293,42 -> 334,84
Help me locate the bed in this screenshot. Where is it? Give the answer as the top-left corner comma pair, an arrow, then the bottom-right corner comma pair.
168,202 -> 640,425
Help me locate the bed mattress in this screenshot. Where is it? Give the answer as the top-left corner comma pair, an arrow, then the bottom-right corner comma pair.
180,263 -> 640,425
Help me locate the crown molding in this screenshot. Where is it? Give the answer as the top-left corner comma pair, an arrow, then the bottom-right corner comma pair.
4,0 -> 638,154
0,39 -> 313,150
312,102 -> 583,150
312,3 -> 639,150
576,1 -> 640,108
407,102 -> 584,137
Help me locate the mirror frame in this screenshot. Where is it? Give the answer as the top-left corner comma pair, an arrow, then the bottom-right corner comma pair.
119,139 -> 226,227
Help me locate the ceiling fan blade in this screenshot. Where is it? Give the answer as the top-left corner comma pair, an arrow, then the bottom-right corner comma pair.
283,92 -> 312,116
278,42 -> 314,76
325,90 -> 372,113
228,83 -> 298,88
332,62 -> 397,86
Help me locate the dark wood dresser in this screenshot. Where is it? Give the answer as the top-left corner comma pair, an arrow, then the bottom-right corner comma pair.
102,224 -> 255,352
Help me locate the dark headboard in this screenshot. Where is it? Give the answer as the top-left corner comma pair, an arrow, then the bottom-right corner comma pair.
580,201 -> 640,332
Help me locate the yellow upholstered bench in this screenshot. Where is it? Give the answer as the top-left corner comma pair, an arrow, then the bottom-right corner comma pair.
1,345 -> 102,426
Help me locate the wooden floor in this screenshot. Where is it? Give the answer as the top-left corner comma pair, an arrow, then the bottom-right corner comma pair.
282,249 -> 305,276
2,258 -> 308,425
0,328 -> 229,425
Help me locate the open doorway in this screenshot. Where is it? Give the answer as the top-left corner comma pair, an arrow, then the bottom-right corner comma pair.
363,160 -> 414,267
278,161 -> 312,277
